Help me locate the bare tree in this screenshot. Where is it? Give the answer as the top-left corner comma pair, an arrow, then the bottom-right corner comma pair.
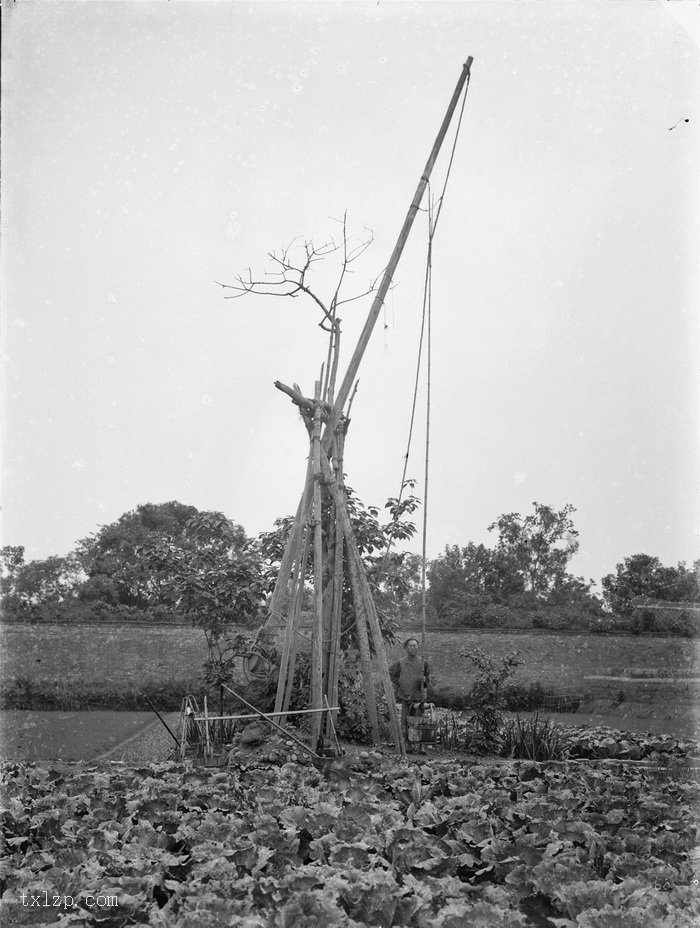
216,213 -> 380,405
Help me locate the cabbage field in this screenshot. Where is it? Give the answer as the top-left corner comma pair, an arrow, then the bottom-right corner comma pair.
2,747 -> 699,928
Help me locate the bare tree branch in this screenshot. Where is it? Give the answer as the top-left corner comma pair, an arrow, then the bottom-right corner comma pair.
218,216 -> 377,405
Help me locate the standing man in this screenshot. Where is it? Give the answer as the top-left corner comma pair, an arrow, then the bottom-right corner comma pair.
390,637 -> 430,753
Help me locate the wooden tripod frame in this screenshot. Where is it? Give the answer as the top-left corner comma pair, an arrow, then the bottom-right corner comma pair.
267,389 -> 404,752
261,59 -> 473,756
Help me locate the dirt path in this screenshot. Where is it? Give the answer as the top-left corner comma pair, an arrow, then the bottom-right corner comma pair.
0,711 -> 160,763
2,705 -> 696,766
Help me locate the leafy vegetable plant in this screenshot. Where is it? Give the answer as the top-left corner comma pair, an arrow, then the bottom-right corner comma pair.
2,748 -> 699,927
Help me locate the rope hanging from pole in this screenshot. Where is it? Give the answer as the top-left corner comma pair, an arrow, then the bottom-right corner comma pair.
420,199 -> 434,666
378,66 -> 473,620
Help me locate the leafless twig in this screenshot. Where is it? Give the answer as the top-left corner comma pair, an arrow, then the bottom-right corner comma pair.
217,215 -> 377,406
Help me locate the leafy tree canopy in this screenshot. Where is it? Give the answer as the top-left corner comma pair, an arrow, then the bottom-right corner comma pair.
1,553 -> 83,608
601,554 -> 700,617
427,503 -> 600,628
488,502 -> 580,596
76,501 -> 200,608
258,483 -> 421,645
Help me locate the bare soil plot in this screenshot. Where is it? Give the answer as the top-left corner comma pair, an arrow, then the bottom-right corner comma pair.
0,710 -> 157,763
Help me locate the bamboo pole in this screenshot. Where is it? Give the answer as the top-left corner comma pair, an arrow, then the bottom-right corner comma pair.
266,60 -> 473,753
326,429 -> 346,739
322,58 -> 473,445
321,502 -> 335,692
310,382 -> 324,745
191,706 -> 339,723
319,451 -> 405,754
269,456 -> 314,627
143,694 -> 180,749
324,694 -> 343,756
319,448 -> 381,744
203,695 -> 211,759
272,458 -> 314,716
343,534 -> 381,743
274,536 -> 303,724
344,525 -> 405,755
281,532 -> 310,716
326,513 -> 344,739
179,700 -> 188,760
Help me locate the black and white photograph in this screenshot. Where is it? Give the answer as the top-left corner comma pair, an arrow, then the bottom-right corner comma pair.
1,2 -> 699,926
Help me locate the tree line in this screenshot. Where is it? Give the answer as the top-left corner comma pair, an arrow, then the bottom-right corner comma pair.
1,499 -> 698,636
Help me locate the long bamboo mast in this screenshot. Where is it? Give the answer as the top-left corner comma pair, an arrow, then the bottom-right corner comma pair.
322,57 -> 473,445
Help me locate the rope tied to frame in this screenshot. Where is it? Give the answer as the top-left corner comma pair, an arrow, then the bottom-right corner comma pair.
378,68 -> 472,669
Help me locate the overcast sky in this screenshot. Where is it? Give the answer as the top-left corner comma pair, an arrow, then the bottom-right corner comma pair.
2,1 -> 698,589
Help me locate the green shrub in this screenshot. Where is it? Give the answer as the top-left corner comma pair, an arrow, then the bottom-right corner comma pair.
502,681 -> 544,710
431,680 -> 583,715
0,677 -> 202,711
461,647 -> 523,747
430,685 -> 471,710
666,611 -> 696,638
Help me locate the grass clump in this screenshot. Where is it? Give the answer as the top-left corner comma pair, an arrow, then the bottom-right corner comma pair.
500,712 -> 568,761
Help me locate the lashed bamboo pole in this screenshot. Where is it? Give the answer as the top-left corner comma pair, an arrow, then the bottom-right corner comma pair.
281,532 -> 310,716
179,700 -> 188,760
319,451 -> 404,753
325,429 -> 346,739
326,516 -> 344,738
194,706 -> 339,723
266,60 -> 472,749
344,522 -> 405,755
310,383 -> 324,745
322,58 -> 473,445
269,456 -> 314,622
343,534 -> 381,743
272,458 -> 314,717
203,695 -> 211,758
